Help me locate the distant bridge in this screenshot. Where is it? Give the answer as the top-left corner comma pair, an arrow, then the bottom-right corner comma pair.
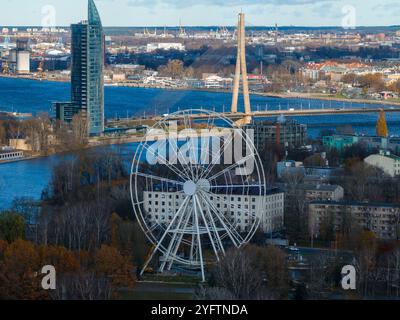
107,106 -> 400,127
160,106 -> 400,122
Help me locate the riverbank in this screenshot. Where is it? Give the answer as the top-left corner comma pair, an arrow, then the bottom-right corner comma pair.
0,134 -> 146,165
2,73 -> 398,107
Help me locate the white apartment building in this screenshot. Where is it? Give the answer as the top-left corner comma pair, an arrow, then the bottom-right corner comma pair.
364,150 -> 400,177
309,201 -> 400,240
143,187 -> 284,234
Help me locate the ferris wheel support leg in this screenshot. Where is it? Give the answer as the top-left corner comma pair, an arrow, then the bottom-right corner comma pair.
140,197 -> 189,276
160,201 -> 191,273
193,195 -> 206,282
167,206 -> 193,271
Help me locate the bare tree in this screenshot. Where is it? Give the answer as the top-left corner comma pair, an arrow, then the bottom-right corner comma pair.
208,247 -> 276,300
0,121 -> 6,145
71,112 -> 88,147
52,273 -> 112,300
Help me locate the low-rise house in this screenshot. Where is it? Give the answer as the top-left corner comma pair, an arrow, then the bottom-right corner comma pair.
323,134 -> 387,151
364,150 -> 400,177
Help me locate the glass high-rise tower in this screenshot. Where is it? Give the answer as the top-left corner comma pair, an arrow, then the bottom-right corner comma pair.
56,0 -> 104,136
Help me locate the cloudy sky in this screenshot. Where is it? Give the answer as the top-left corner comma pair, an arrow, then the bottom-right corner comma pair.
0,0 -> 399,27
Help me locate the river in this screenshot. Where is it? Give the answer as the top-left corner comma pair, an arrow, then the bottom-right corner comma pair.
0,76 -> 400,210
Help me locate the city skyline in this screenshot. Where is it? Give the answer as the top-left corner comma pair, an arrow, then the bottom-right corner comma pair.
0,0 -> 399,27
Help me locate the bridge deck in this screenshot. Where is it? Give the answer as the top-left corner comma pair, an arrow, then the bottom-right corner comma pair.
107,106 -> 400,127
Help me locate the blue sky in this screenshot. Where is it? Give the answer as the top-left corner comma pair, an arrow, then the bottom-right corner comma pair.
0,0 -> 399,27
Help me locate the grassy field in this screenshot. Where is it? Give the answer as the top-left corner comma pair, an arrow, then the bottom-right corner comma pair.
118,290 -> 194,300
117,276 -> 198,300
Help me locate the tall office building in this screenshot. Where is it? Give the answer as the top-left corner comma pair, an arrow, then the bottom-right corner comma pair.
55,0 -> 104,136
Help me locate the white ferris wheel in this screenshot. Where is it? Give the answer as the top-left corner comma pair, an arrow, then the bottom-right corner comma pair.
130,109 -> 266,281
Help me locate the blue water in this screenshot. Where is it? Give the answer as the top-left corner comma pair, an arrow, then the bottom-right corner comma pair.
1,76 -> 400,210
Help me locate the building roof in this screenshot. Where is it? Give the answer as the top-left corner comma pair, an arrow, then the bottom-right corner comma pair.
277,183 -> 342,193
366,153 -> 400,161
149,183 -> 283,196
310,200 -> 400,208
88,0 -> 102,26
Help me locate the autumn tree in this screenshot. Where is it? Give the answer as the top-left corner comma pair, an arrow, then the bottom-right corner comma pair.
0,212 -> 25,243
376,109 -> 389,138
38,245 -> 80,274
0,240 -> 45,300
341,73 -> 357,86
358,73 -> 385,93
95,245 -> 135,291
158,59 -> 191,79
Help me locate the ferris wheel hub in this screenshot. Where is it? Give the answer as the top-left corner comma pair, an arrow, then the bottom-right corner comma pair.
197,179 -> 211,192
183,180 -> 197,196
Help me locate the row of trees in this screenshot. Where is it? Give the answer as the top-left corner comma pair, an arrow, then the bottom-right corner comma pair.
342,72 -> 400,95
200,239 -> 400,299
0,239 -> 135,300
0,111 -> 89,155
0,148 -> 151,300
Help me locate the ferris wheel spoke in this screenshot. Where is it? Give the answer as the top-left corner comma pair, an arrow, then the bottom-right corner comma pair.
179,112 -> 197,181
206,153 -> 255,182
140,142 -> 191,180
196,114 -> 221,180
200,195 -> 226,256
133,172 -> 185,186
210,184 -> 262,189
203,133 -> 236,181
201,190 -> 246,244
198,191 -> 243,247
198,129 -> 234,181
158,120 -> 194,180
194,195 -> 221,261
